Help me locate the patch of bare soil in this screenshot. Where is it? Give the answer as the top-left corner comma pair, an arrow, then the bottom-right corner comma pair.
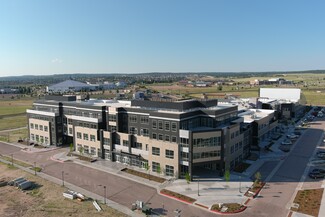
0,162 -> 127,217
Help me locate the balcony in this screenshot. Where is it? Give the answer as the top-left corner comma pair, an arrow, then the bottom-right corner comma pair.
114,144 -> 129,153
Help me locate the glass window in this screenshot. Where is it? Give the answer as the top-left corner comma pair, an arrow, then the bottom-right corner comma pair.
35,124 -> 39,130
171,122 -> 177,132
152,147 -> 160,156
165,121 -> 170,131
165,150 -> 174,159
158,121 -> 163,130
172,136 -> 177,143
123,140 -> 129,147
103,138 -> 110,145
152,120 -> 157,129
129,115 -> 137,123
140,116 -> 149,124
77,132 -> 82,139
90,134 -> 96,142
141,128 -> 149,137
166,165 -> 174,176
152,133 -> 157,139
130,127 -> 137,135
44,126 -> 48,132
69,128 -> 73,134
109,114 -> 116,121
165,135 -> 170,142
30,123 -> 34,129
158,134 -> 163,140
152,162 -> 160,172
83,133 -> 89,140
39,125 -> 43,131
90,147 -> 96,155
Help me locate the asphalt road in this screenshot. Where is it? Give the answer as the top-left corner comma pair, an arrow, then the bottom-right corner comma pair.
238,120 -> 324,217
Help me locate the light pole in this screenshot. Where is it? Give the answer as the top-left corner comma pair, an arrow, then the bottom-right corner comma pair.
11,154 -> 13,166
98,184 -> 107,204
239,175 -> 242,193
198,178 -> 200,196
34,162 -> 36,176
104,186 -> 107,204
62,171 -> 65,187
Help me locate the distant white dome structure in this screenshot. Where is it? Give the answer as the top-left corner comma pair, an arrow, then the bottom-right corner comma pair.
47,80 -> 96,94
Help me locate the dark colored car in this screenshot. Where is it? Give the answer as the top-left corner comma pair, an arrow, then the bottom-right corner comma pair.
309,171 -> 325,179
294,131 -> 302,136
310,168 -> 325,174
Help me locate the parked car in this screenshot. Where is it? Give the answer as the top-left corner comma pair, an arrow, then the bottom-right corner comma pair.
287,134 -> 298,139
294,131 -> 302,136
309,171 -> 325,179
310,168 -> 325,174
282,140 -> 293,145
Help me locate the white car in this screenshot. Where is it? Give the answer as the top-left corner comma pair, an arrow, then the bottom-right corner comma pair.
287,134 -> 299,139
282,140 -> 293,145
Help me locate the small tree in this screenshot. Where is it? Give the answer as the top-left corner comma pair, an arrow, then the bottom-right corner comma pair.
254,172 -> 262,185
78,146 -> 84,156
224,170 -> 230,182
144,162 -> 150,180
69,143 -> 74,156
156,164 -> 161,176
185,172 -> 191,190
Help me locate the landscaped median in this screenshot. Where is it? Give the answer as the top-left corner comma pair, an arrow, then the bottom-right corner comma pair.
210,203 -> 247,214
160,189 -> 196,204
121,168 -> 166,183
244,181 -> 266,198
290,188 -> 323,217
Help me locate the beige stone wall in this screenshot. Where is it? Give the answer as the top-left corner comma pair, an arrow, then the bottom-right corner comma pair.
29,118 -> 50,145
74,126 -> 100,155
135,135 -> 179,176
224,124 -> 245,170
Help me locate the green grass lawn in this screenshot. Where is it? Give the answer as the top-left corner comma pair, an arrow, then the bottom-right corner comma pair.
0,99 -> 33,116
0,115 -> 27,131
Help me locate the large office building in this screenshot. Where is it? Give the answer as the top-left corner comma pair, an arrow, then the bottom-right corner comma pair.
27,95 -> 252,179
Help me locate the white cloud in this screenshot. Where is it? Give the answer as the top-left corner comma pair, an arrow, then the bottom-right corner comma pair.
51,58 -> 63,63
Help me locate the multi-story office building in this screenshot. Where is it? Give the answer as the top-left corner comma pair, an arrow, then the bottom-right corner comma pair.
27,95 -> 251,179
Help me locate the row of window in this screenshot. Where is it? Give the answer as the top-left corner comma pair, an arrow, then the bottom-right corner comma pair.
129,115 -> 150,124
152,120 -> 177,132
152,133 -> 177,143
77,144 -> 99,156
230,130 -> 240,139
193,137 -> 221,148
76,132 -> 97,142
193,150 -> 220,159
230,141 -> 243,154
152,161 -> 174,176
30,134 -> 49,144
30,123 -> 48,132
152,147 -> 174,159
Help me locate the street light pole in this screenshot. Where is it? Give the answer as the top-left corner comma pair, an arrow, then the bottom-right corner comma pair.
239,175 -> 242,193
34,162 -> 36,176
104,186 -> 107,204
198,178 -> 200,196
62,171 -> 64,187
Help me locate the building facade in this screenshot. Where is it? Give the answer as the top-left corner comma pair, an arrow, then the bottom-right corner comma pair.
27,96 -> 251,179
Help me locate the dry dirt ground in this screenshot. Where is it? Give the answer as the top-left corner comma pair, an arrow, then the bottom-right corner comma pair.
0,162 -> 127,217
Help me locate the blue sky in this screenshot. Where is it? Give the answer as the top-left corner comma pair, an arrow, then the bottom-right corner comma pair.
0,0 -> 325,77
